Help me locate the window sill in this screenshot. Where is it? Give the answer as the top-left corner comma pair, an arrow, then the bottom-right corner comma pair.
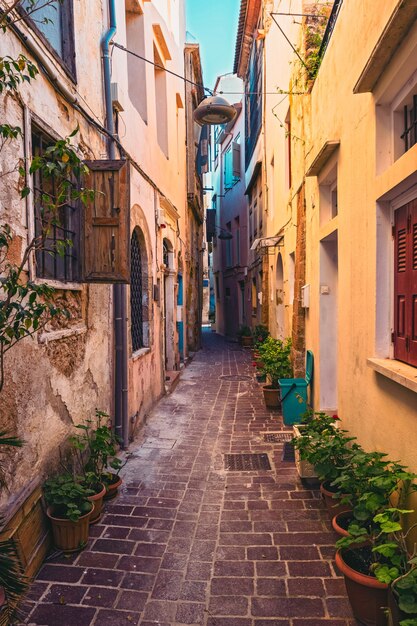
39,324 -> 87,344
367,358 -> 417,394
33,278 -> 83,291
131,347 -> 151,362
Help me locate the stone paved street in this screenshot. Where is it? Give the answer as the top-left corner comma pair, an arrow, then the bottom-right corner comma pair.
21,332 -> 358,625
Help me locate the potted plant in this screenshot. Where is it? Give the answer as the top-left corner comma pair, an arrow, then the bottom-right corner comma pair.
336,507 -> 415,626
72,409 -> 126,501
332,451 -> 416,540
43,474 -> 94,552
237,325 -> 253,347
257,336 -> 292,408
253,324 -> 269,347
389,560 -> 417,625
292,411 -> 358,509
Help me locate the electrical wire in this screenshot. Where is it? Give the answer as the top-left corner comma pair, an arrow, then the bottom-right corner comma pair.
111,42 -> 307,97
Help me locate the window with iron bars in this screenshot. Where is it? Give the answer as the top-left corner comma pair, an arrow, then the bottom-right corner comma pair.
32,126 -> 81,283
130,229 -> 144,352
401,94 -> 417,153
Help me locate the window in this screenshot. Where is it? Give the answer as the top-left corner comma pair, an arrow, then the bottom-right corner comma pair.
126,4 -> 147,122
393,200 -> 417,367
32,126 -> 81,282
130,228 -> 149,352
213,124 -> 223,162
245,37 -> 263,168
401,94 -> 417,153
225,222 -> 232,267
251,278 -> 257,316
22,0 -> 75,76
319,163 -> 338,225
154,44 -> 168,157
235,217 -> 240,265
224,146 -> 233,190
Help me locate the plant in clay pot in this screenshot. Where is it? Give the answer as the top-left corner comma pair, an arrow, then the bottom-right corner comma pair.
43,474 -> 94,552
257,337 -> 292,408
237,325 -> 253,347
253,324 -> 269,347
71,409 -> 126,501
336,507 -> 417,626
332,450 -> 416,538
293,411 -> 360,515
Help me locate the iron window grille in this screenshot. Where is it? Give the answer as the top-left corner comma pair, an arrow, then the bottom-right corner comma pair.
32,127 -> 81,283
130,230 -> 144,352
401,95 -> 417,153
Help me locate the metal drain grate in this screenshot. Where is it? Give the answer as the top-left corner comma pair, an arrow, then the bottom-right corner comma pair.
220,374 -> 252,382
224,453 -> 271,471
281,441 -> 295,462
263,432 -> 293,443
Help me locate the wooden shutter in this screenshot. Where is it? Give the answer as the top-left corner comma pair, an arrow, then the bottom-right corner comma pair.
410,199 -> 417,366
394,200 -> 417,367
82,160 -> 130,283
232,141 -> 241,179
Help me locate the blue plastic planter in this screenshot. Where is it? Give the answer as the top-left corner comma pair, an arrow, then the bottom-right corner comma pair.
279,350 -> 314,426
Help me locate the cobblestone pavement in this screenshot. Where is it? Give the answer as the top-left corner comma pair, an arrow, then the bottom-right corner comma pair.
21,332 -> 358,626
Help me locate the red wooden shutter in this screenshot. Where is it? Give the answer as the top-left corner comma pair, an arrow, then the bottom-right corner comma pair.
83,160 -> 130,283
394,200 -> 417,367
394,204 -> 408,363
410,199 -> 417,366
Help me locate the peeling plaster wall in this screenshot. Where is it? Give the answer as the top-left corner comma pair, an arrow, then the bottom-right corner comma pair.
0,1 -> 112,510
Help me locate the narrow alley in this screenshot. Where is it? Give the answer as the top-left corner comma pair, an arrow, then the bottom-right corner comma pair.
21,332 -> 357,626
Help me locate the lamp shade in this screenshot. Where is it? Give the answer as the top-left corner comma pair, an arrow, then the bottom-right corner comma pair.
193,95 -> 237,126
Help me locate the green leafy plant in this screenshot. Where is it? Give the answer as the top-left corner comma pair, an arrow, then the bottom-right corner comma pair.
237,325 -> 252,338
69,409 -> 126,486
292,411 -> 360,485
253,324 -> 269,346
257,336 -> 292,387
337,507 -> 417,585
43,474 -> 94,522
333,449 -> 416,525
392,560 -> 417,622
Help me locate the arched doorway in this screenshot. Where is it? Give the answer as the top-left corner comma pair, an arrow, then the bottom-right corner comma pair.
275,253 -> 285,338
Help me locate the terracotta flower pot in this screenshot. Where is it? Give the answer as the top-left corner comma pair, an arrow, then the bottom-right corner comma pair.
103,474 -> 122,501
320,481 -> 351,518
332,510 -> 353,537
47,505 -> 93,553
87,483 -> 106,524
335,548 -> 388,626
262,385 -> 281,408
241,336 -> 253,348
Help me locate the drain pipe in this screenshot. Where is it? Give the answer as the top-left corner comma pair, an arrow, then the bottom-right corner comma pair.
102,0 -> 129,448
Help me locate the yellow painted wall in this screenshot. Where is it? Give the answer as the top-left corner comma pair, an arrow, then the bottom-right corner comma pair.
288,0 -> 417,470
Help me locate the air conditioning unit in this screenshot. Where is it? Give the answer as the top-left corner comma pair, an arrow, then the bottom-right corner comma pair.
111,82 -> 124,112
156,207 -> 167,229
301,284 -> 310,308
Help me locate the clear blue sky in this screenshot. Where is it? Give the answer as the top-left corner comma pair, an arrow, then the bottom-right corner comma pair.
185,0 -> 241,91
